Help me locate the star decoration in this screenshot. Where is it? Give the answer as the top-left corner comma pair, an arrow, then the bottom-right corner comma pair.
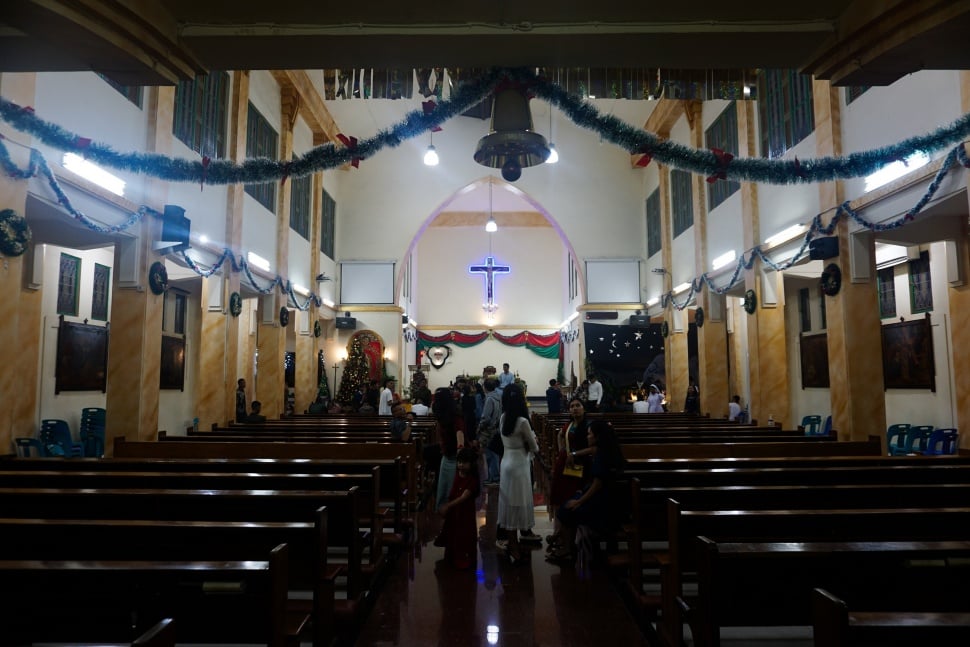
634,331 -> 643,340
625,341 -> 631,347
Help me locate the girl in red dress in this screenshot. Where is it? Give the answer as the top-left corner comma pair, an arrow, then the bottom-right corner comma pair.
437,447 -> 481,569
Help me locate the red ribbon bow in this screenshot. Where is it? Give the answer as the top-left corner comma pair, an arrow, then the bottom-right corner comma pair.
336,134 -> 360,168
706,148 -> 734,183
74,137 -> 92,150
635,152 -> 653,168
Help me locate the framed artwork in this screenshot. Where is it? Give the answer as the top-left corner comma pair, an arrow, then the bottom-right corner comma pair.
57,253 -> 80,316
799,333 -> 830,388
55,318 -> 108,393
160,335 -> 186,391
882,315 -> 935,391
91,263 -> 111,321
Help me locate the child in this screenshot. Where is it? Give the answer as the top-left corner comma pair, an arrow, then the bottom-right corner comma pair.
436,447 -> 481,569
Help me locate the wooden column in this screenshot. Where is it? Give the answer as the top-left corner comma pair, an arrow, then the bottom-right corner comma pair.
814,78 -> 886,441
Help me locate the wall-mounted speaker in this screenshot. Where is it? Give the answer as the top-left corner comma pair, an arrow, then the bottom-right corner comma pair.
585,311 -> 619,320
809,236 -> 839,260
629,314 -> 651,327
335,316 -> 357,330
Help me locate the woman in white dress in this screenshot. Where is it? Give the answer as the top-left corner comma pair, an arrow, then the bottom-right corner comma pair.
497,382 -> 539,564
646,384 -> 665,413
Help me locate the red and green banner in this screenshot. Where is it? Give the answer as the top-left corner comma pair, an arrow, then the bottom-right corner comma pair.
417,329 -> 561,359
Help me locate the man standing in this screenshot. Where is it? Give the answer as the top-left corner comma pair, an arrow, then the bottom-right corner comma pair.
477,378 -> 502,484
379,377 -> 396,415
235,378 -> 247,422
545,379 -> 563,413
586,374 -> 603,413
497,362 -> 515,393
389,403 -> 413,441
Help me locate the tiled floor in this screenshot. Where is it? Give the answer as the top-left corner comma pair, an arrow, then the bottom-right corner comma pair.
353,483 -> 653,647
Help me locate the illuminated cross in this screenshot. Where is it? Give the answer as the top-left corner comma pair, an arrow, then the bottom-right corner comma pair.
469,256 -> 510,312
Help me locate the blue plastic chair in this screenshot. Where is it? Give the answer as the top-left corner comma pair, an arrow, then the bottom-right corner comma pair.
39,419 -> 83,457
801,415 -> 823,435
14,437 -> 45,457
924,428 -> 959,455
821,415 -> 833,437
886,424 -> 911,455
897,425 -> 934,455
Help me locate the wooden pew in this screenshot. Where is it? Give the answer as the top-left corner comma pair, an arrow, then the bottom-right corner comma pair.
659,503 -> 970,647
812,587 -> 970,646
132,618 -> 176,647
620,436 -> 880,459
688,539 -> 970,647
0,544 -> 292,647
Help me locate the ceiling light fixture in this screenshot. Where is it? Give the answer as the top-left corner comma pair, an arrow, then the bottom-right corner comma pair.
485,178 -> 498,233
423,131 -> 439,166
546,104 -> 559,164
474,87 -> 550,182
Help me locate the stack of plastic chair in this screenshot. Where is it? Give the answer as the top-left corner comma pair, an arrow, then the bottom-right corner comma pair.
39,419 -> 83,457
886,423 -> 911,456
905,425 -> 936,455
924,428 -> 959,455
79,407 -> 106,457
821,415 -> 833,437
800,415 -> 823,435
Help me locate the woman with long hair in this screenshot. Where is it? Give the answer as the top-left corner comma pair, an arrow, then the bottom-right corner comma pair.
546,397 -> 591,550
433,387 -> 460,512
496,383 -> 539,564
547,420 -> 625,565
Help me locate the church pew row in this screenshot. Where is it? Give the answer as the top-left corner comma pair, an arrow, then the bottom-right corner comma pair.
656,501 -> 970,647
687,538 -> 970,647
619,436 -> 880,459
132,618 -> 176,647
811,587 -> 970,647
112,437 -> 420,510
0,544 -> 294,647
0,455 -> 411,538
0,487 -> 378,622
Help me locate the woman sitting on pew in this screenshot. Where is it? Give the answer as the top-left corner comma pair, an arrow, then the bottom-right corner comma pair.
547,420 -> 625,565
546,397 -> 591,551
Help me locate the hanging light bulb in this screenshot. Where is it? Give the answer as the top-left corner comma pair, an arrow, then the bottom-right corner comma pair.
485,179 -> 498,232
546,105 -> 559,164
424,132 -> 439,166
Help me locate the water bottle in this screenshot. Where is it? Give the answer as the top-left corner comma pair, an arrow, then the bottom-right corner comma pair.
768,414 -> 775,427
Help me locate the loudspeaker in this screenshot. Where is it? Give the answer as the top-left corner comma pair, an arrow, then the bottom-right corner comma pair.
585,311 -> 618,320
335,316 -> 357,330
809,236 -> 839,260
629,314 -> 651,327
157,204 -> 190,254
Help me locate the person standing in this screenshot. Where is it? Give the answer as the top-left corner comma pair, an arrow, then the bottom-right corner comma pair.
496,383 -> 539,564
433,388 -> 461,512
546,379 -> 563,414
684,382 -> 701,415
497,362 -> 515,393
547,397 -> 590,550
728,394 -> 742,421
477,378 -> 502,484
586,374 -> 603,413
646,384 -> 664,413
379,377 -> 396,415
235,378 -> 248,422
436,447 -> 481,570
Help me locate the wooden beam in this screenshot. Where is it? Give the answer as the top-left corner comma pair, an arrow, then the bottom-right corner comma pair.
631,99 -> 700,168
270,70 -> 341,144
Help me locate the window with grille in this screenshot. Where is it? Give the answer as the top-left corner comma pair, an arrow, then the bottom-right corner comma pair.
671,170 -> 694,238
909,250 -> 933,313
705,102 -> 740,211
244,103 -> 279,212
845,86 -> 871,105
757,69 -> 815,159
320,189 -> 336,259
289,172 -> 311,240
646,190 -> 661,257
877,267 -> 897,319
97,73 -> 142,108
799,288 -> 811,332
173,72 -> 229,159
819,290 -> 827,330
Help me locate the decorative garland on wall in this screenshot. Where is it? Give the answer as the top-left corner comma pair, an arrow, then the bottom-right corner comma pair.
417,329 -> 561,359
2,68 -> 970,314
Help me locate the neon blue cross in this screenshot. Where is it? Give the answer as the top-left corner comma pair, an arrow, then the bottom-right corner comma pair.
469,256 -> 510,307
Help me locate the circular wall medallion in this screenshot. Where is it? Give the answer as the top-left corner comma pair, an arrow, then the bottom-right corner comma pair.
743,289 -> 757,315
820,263 -> 842,297
148,261 -> 168,295
313,320 -> 322,337
279,307 -> 290,327
695,306 -> 705,328
661,321 -> 669,338
427,345 -> 451,369
229,292 -> 243,317
0,208 -> 32,257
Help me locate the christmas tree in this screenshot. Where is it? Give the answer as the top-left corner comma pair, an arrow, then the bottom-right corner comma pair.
335,336 -> 369,404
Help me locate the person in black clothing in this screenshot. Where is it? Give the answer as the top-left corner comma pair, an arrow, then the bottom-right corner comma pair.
245,401 -> 266,423
545,379 -> 563,414
235,378 -> 247,422
684,381 -> 701,415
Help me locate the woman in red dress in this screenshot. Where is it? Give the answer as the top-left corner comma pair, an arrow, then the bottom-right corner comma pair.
437,447 -> 481,569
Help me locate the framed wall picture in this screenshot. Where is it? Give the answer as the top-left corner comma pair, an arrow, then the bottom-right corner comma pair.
160,335 -> 186,391
91,263 -> 111,321
55,318 -> 108,393
882,315 -> 935,391
57,253 -> 80,316
799,332 -> 830,388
